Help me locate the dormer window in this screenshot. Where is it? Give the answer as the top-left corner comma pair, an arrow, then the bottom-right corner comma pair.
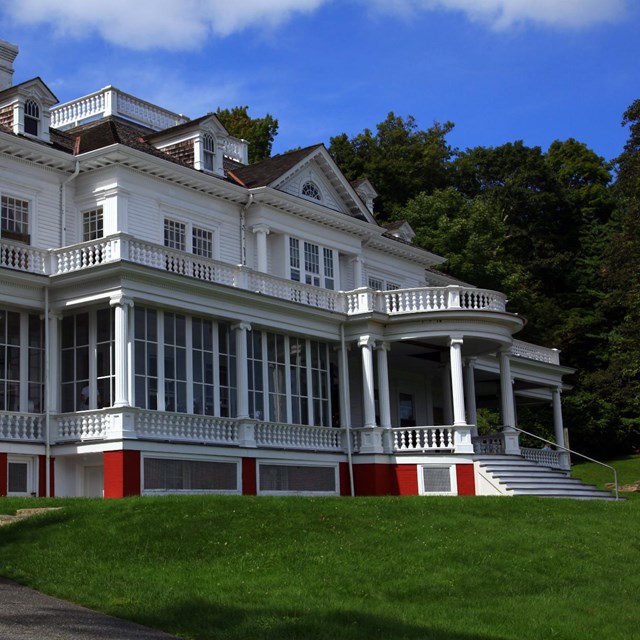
24,100 -> 40,136
202,134 -> 216,172
301,181 -> 321,201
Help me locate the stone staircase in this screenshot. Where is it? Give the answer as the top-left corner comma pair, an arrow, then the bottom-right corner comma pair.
476,455 -> 618,500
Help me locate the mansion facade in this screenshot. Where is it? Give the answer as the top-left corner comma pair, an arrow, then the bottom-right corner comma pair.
0,40 -> 575,499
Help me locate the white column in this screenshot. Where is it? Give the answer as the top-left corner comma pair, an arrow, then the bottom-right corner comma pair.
464,357 -> 478,437
499,348 -> 519,454
252,224 -> 270,273
359,336 -> 376,428
441,364 -> 453,425
449,338 -> 466,426
234,322 -> 251,419
111,295 -> 132,407
552,386 -> 566,448
376,342 -> 391,428
352,256 -> 364,289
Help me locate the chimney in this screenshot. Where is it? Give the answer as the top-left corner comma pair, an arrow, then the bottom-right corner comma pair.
0,40 -> 19,92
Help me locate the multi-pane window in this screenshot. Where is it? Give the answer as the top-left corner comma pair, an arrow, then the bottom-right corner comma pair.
82,208 -> 104,241
310,341 -> 330,426
8,460 -> 29,494
368,276 -> 401,291
192,227 -> 213,258
1,195 -> 29,241
164,219 -> 186,251
267,333 -> 287,423
301,181 -> 321,200
192,318 -> 215,415
0,311 -> 20,411
134,307 -> 158,410
27,314 -> 44,413
218,323 -> 237,417
289,237 -> 336,289
247,330 -> 264,420
289,336 -> 308,424
24,100 -> 39,136
202,134 -> 216,172
61,310 -> 113,412
164,313 -> 187,412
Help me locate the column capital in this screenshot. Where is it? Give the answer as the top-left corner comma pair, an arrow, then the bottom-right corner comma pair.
232,321 -> 252,332
47,309 -> 64,321
358,335 -> 375,349
251,224 -> 270,235
375,341 -> 391,352
464,356 -> 477,366
110,294 -> 133,308
448,336 -> 464,347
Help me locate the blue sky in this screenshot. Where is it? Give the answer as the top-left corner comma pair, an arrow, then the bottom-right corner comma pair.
1,0 -> 638,163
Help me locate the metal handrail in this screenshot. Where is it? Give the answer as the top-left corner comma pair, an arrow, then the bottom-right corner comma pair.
512,426 -> 619,500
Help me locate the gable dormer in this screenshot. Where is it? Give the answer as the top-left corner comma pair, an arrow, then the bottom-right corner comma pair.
351,178 -> 378,215
0,40 -> 58,143
383,220 -> 416,244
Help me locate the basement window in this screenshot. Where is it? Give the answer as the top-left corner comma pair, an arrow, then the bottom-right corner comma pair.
143,457 -> 238,493
258,463 -> 337,495
419,465 -> 457,496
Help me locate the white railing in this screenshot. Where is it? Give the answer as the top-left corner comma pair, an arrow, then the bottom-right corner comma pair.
381,286 -> 507,315
391,426 -> 455,452
520,446 -> 563,469
135,412 -> 239,445
0,242 -> 47,274
473,433 -> 506,455
511,340 -> 560,365
255,422 -> 344,451
0,413 -> 43,441
51,86 -> 189,131
54,237 -> 121,273
56,412 -> 109,440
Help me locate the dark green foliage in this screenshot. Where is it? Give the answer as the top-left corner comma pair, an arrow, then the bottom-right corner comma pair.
216,106 -> 279,164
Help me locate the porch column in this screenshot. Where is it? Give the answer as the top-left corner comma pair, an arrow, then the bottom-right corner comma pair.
351,256 -> 364,289
234,322 -> 251,419
111,295 -> 132,407
464,357 -> 478,436
499,348 -> 520,454
359,335 -> 376,428
449,338 -> 466,426
552,386 -> 566,449
376,342 -> 391,428
47,310 -> 62,413
252,224 -> 270,273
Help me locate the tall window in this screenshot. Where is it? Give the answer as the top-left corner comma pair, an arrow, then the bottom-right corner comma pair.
83,208 -> 104,241
0,311 -> 20,411
134,307 -> 158,410
310,341 -> 330,426
164,219 -> 186,251
1,195 -> 29,242
192,318 -> 215,415
95,308 -> 114,409
290,336 -> 307,424
202,134 -> 216,172
164,313 -> 187,412
24,100 -> 39,136
28,314 -> 44,413
289,237 -> 335,289
267,333 -> 287,423
247,330 -> 264,419
192,227 -> 213,258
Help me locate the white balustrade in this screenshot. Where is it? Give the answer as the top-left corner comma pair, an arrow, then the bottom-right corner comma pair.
511,340 -> 560,365
255,422 -> 343,451
521,447 -> 563,469
135,412 -> 238,445
472,433 -> 506,455
56,413 -> 109,440
0,242 -> 47,274
390,426 -> 454,452
0,413 -> 43,440
54,238 -> 121,273
383,286 -> 506,315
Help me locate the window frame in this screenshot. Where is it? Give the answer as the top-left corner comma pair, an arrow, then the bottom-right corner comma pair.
1,194 -> 30,244
288,236 -> 336,290
24,99 -> 40,137
82,207 -> 104,242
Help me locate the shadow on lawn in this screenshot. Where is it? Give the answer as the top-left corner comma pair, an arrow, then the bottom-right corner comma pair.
139,597 -> 499,640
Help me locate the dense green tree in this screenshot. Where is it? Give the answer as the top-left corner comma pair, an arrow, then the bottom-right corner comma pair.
215,106 -> 279,164
329,113 -> 455,218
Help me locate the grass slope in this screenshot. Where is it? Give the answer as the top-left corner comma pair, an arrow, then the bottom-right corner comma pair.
1,491 -> 639,640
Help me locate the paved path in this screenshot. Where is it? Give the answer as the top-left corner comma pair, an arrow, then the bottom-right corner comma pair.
0,578 -> 181,640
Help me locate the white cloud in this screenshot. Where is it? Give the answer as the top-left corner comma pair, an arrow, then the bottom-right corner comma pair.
2,0 -> 328,50
1,0 -> 627,52
367,0 -> 627,30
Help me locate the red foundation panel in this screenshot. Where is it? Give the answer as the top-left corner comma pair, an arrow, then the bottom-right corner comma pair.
456,464 -> 476,496
38,455 -> 47,497
0,452 -> 7,496
104,450 -> 141,498
339,462 -> 351,496
394,465 -> 419,496
242,458 -> 257,495
353,463 -> 396,496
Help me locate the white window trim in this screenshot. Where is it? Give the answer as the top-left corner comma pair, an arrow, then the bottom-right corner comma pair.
7,455 -> 37,496
162,215 -> 217,259
418,464 -> 458,496
287,235 -> 338,290
257,460 -> 339,496
140,453 -> 241,495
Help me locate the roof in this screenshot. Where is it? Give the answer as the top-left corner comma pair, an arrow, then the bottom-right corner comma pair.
228,145 -> 323,188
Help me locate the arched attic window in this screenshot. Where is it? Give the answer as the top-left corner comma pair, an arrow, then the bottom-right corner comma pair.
301,180 -> 321,201
24,99 -> 40,136
202,133 -> 215,172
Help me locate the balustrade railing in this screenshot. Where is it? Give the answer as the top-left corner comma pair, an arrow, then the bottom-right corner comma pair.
472,432 -> 506,455
0,413 -> 43,441
255,422 -> 343,451
135,412 -> 238,445
520,446 -> 563,469
0,242 -> 47,274
391,426 -> 455,452
56,412 -> 109,440
511,340 -> 560,365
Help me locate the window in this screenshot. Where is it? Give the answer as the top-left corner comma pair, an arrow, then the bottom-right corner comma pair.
202,134 -> 216,172
289,237 -> 335,289
82,208 -> 103,241
164,313 -> 187,412
218,323 -> 237,417
0,311 -> 20,411
164,219 -> 185,251
144,457 -> 237,492
289,336 -> 307,424
247,330 -> 264,420
368,276 -> 401,291
134,307 -> 158,410
1,195 -> 29,243
301,181 -> 321,200
24,100 -> 39,136
420,466 -> 457,495
192,318 -> 215,415
8,461 -> 30,494
310,341 -> 330,426
192,227 -> 213,258
267,333 -> 286,423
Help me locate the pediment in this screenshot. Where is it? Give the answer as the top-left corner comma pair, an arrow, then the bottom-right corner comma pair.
0,76 -> 58,109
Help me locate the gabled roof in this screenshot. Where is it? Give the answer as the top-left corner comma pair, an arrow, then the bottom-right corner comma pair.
143,113 -> 229,143
0,76 -> 58,105
228,144 -> 376,223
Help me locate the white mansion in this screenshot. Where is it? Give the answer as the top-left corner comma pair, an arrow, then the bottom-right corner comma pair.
1,40 -> 602,499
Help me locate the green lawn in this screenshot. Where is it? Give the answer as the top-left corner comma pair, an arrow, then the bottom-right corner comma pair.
1,478 -> 639,639
571,454 -> 640,499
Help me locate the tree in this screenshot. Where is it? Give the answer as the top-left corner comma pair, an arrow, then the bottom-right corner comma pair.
329,113 -> 455,218
215,106 -> 279,164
